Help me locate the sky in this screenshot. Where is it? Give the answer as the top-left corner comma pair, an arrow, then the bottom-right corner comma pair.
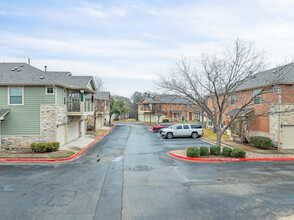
1,0 -> 294,97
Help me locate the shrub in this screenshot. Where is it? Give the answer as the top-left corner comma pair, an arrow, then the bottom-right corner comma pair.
210,145 -> 221,155
249,136 -> 272,149
222,147 -> 232,157
162,119 -> 169,123
187,147 -> 200,157
52,142 -> 60,151
230,148 -> 246,158
200,146 -> 210,156
31,142 -> 60,153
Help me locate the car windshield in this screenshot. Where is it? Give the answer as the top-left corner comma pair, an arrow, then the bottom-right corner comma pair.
169,125 -> 176,129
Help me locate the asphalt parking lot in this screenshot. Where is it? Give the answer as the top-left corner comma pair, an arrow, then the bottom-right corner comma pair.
2,123 -> 294,220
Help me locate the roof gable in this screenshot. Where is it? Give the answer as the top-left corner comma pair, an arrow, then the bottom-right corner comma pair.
0,63 -> 96,92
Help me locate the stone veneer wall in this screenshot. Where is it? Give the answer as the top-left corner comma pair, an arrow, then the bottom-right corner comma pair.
1,104 -> 67,149
269,104 -> 294,148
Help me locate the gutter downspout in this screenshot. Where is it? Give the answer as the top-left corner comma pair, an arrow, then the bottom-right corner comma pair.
277,89 -> 281,150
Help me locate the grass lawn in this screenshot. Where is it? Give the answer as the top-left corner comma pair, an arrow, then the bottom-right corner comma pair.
48,151 -> 75,159
88,130 -> 106,137
202,129 -> 230,141
115,118 -> 137,122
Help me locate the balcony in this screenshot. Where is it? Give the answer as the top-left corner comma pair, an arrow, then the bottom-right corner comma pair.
67,101 -> 94,116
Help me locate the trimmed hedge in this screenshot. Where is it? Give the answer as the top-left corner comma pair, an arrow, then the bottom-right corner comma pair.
31,142 -> 60,153
200,146 -> 210,156
162,119 -> 169,123
230,148 -> 246,158
222,147 -> 232,157
249,136 -> 272,149
210,145 -> 221,155
187,147 -> 200,157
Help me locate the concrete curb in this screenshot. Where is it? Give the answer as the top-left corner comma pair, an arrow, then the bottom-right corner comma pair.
169,151 -> 294,162
0,125 -> 116,163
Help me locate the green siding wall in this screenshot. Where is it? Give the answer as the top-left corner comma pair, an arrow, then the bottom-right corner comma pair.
56,87 -> 64,104
0,86 -> 55,135
87,80 -> 94,90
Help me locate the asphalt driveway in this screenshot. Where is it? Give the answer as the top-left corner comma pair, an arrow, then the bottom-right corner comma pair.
1,123 -> 294,220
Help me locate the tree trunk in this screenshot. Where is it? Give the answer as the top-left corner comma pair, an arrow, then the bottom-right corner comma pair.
93,110 -> 96,132
216,131 -> 222,146
109,114 -> 112,125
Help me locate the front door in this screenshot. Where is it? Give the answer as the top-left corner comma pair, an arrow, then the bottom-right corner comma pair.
182,113 -> 185,121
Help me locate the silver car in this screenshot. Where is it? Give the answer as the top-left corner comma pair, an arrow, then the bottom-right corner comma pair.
161,124 -> 203,139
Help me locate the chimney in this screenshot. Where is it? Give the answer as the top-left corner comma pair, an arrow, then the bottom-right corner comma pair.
44,65 -> 47,72
28,58 -> 30,65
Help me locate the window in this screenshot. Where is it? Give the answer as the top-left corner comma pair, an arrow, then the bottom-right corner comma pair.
183,125 -> 189,129
253,89 -> 261,104
156,104 -> 158,108
195,113 -> 199,119
230,94 -> 235,106
208,119 -> 212,127
273,85 -> 281,94
190,124 -> 202,129
9,87 -> 23,105
182,104 -> 185,109
46,86 -> 54,95
176,125 -> 182,129
169,104 -> 172,109
190,104 -> 192,109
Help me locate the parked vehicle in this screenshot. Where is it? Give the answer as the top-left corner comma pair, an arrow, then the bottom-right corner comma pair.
153,123 -> 171,132
161,124 -> 203,139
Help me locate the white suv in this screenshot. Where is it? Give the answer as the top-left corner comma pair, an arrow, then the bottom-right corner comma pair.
161,124 -> 203,139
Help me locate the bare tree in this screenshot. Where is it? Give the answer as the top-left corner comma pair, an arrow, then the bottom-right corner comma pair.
157,39 -> 292,146
152,105 -> 166,123
94,76 -> 104,92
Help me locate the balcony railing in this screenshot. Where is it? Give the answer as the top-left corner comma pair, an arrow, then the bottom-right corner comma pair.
67,101 -> 80,112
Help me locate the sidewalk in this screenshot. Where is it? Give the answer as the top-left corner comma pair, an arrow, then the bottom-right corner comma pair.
0,126 -> 115,160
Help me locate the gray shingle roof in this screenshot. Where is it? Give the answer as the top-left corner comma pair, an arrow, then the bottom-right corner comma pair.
235,63 -> 294,91
0,63 -> 95,92
94,91 -> 110,100
140,95 -> 192,104
226,108 -> 253,116
0,63 -> 56,85
0,109 -> 9,119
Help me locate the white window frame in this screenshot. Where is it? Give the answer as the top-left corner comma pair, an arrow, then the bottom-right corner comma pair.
230,94 -> 235,106
8,87 -> 24,105
273,85 -> 281,94
195,113 -> 199,119
45,86 -> 54,95
253,89 -> 262,105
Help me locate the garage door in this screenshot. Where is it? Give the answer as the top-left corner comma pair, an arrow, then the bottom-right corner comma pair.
68,120 -> 79,142
282,125 -> 294,149
57,125 -> 66,146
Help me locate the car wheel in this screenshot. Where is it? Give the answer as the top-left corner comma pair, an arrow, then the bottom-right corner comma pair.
166,132 -> 173,139
191,132 -> 198,139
